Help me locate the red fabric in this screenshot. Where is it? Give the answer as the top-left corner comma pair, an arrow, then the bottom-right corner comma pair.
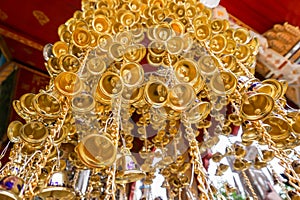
220,0 -> 300,34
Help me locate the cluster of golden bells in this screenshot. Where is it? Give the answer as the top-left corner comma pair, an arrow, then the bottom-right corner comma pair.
1,0 -> 300,199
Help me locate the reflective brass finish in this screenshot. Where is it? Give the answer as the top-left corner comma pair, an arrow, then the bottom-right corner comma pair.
120,62 -> 144,87
144,81 -> 168,107
167,83 -> 195,111
241,93 -> 274,120
263,116 -> 291,141
97,71 -> 123,98
32,93 -> 61,118
72,28 -> 91,48
76,134 -> 117,168
52,41 -> 68,57
7,121 -> 23,143
5,0 -> 300,199
54,72 -> 82,96
174,59 -> 199,85
20,121 -> 48,146
72,93 -> 95,113
115,149 -> 145,184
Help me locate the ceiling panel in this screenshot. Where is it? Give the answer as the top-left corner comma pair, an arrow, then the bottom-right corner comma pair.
220,0 -> 300,33
0,0 -> 299,73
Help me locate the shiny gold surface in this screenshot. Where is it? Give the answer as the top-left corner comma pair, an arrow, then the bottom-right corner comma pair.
241,93 -> 274,120
3,0 -> 300,199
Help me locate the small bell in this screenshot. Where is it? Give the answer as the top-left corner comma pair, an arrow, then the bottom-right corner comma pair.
0,176 -> 24,200
115,148 -> 145,184
36,171 -> 75,200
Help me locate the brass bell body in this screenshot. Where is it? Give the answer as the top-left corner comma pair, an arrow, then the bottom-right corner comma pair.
115,150 -> 145,184
36,171 -> 75,200
0,176 -> 24,200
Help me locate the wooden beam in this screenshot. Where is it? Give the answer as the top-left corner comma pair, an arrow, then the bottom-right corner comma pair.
0,25 -> 43,51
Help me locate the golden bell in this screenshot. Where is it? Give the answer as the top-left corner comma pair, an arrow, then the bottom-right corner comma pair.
130,22 -> 144,37
85,57 -> 107,75
253,155 -> 267,169
97,71 -> 123,98
148,40 -> 166,56
92,15 -> 111,33
255,83 -> 277,100
97,33 -> 113,52
167,83 -> 195,111
209,34 -> 227,54
166,36 -> 184,55
193,15 -> 209,27
257,79 -> 283,100
109,42 -> 125,61
116,31 -> 133,47
58,54 -> 81,73
241,125 -> 259,143
241,93 -> 274,121
224,183 -> 236,194
19,93 -> 36,116
248,37 -> 259,55
223,39 -> 236,55
263,116 -> 290,141
233,28 -> 250,44
0,176 -> 24,200
198,55 -> 218,76
195,24 -> 210,41
233,158 -> 251,171
88,30 -> 99,48
224,146 -> 234,156
211,19 -> 224,33
71,28 -> 91,48
144,80 -> 168,107
174,59 -> 199,85
71,93 -> 95,113
147,53 -> 163,66
120,62 -> 144,87
211,71 -> 237,95
235,45 -> 250,62
20,121 -> 48,148
36,171 -> 75,200
262,150 -> 275,162
7,121 -> 23,143
54,72 -> 83,97
115,149 -> 145,184
153,23 -> 172,41
211,152 -> 223,163
120,11 -> 136,27
234,144 -> 246,158
186,101 -> 211,123
75,133 -> 116,168
170,20 -> 185,35
123,44 -> 146,63
121,87 -> 143,104
32,93 -> 61,119
46,57 -> 61,75
221,55 -> 237,71
215,163 -> 229,176
52,41 -> 68,57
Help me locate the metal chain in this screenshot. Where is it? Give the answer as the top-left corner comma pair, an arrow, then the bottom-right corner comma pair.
241,170 -> 258,200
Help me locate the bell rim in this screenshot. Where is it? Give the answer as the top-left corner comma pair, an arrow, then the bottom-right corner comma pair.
37,186 -> 75,199
0,189 -> 20,200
